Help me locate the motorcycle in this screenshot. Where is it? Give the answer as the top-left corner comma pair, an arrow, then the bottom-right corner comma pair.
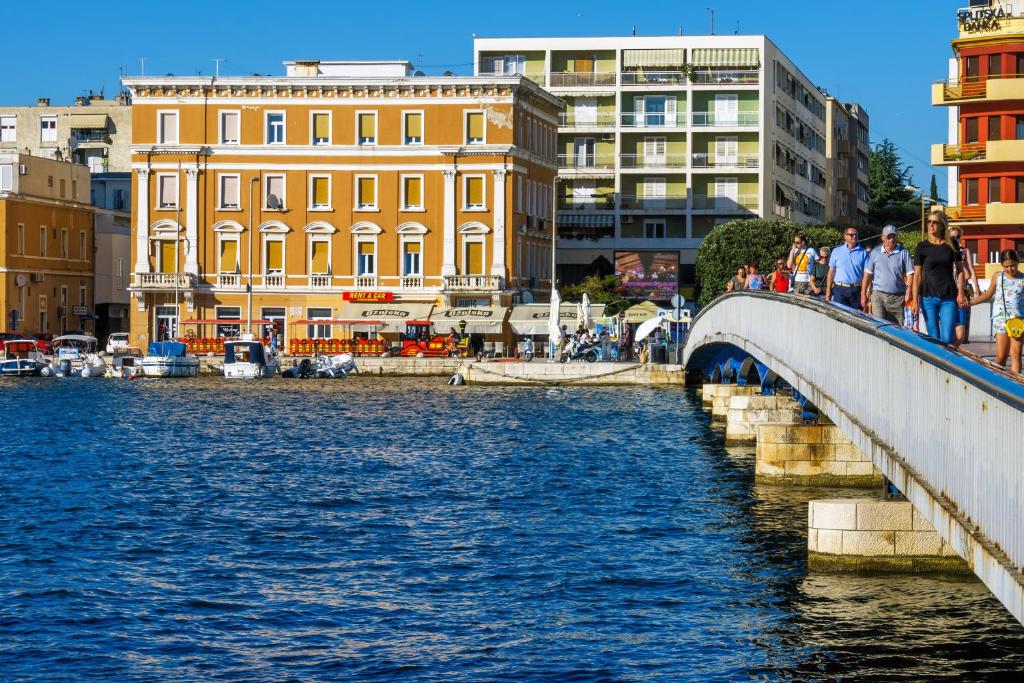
560,338 -> 598,363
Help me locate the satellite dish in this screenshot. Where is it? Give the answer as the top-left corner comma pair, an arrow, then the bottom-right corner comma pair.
15,274 -> 28,287
522,290 -> 534,304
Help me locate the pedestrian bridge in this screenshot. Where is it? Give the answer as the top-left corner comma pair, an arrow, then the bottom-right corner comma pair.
682,292 -> 1024,625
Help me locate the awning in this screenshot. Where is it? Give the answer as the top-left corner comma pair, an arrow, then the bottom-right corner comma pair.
182,318 -> 270,325
623,49 -> 686,68
430,306 -> 508,334
508,303 -> 607,336
68,113 -> 109,129
335,302 -> 435,331
557,214 -> 614,228
690,47 -> 760,68
622,301 -> 667,324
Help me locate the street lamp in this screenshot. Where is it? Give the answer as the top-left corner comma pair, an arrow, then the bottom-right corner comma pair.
906,184 -> 937,238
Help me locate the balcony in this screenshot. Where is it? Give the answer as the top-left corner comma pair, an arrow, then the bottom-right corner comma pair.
932,142 -> 987,165
933,75 -> 1024,105
400,276 -> 424,289
944,205 -> 986,222
620,154 -> 687,169
216,273 -> 242,288
354,275 -> 377,289
71,129 -> 110,143
836,177 -> 853,193
132,272 -> 195,289
260,274 -> 285,289
558,111 -> 617,128
691,194 -> 760,212
620,70 -> 686,86
691,111 -> 759,127
478,70 -> 546,87
309,275 -> 332,289
690,69 -> 760,86
549,72 -> 616,88
443,275 -> 504,291
838,138 -> 855,157
620,195 -> 687,210
691,152 -> 760,169
558,195 -> 616,211
945,202 -> 1024,224
620,112 -> 688,128
557,153 -> 617,171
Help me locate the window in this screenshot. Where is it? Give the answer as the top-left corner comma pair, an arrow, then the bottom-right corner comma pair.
39,226 -> 47,257
158,111 -> 178,144
310,176 -> 330,209
989,115 -> 1001,141
157,174 -> 178,209
307,307 -> 332,340
79,286 -> 86,307
403,112 -> 423,144
219,174 -> 240,209
989,177 -> 1001,203
220,111 -> 240,144
356,176 -> 377,209
0,164 -> 12,190
988,54 -> 1002,78
219,236 -> 239,273
156,240 -> 177,273
403,240 -> 422,275
265,175 -> 285,209
464,175 -> 485,209
464,240 -> 484,275
266,112 -> 285,144
1017,177 -> 1024,203
516,175 -> 522,212
965,178 -> 979,205
357,241 -> 376,276
0,115 -> 15,142
216,306 -> 241,340
40,115 -> 57,142
644,220 -> 666,239
309,239 -> 330,274
114,189 -> 126,210
16,223 -> 24,254
264,237 -> 284,274
38,296 -> 47,334
401,175 -> 423,210
117,257 -> 125,290
79,230 -> 86,260
357,112 -> 376,145
72,180 -> 77,199
965,117 -> 979,144
59,178 -> 65,198
466,111 -> 485,144
312,112 -> 330,145
60,228 -> 68,258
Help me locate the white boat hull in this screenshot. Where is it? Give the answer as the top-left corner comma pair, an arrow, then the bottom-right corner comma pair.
223,361 -> 278,379
142,357 -> 200,377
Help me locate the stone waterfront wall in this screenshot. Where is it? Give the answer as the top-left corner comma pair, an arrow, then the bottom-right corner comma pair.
724,394 -> 803,443
460,362 -> 686,386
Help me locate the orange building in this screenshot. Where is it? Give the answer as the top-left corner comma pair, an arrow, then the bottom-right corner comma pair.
0,153 -> 94,337
122,60 -> 561,350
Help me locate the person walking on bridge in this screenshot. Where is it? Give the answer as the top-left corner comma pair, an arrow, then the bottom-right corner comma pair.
911,211 -> 966,345
787,231 -> 818,295
768,259 -> 790,293
861,225 -> 914,325
810,247 -> 830,297
969,249 -> 1024,374
826,227 -> 870,310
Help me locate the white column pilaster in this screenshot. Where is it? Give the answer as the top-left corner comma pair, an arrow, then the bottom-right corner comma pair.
490,168 -> 507,280
134,168 -> 150,274
184,166 -> 200,275
442,168 -> 457,277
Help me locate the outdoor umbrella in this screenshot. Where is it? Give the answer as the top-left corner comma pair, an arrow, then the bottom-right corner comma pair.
547,289 -> 562,349
581,293 -> 592,331
634,315 -> 665,343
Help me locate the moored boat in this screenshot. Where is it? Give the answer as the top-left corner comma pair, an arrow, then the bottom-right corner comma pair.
1,340 -> 48,377
282,352 -> 358,379
44,335 -> 107,378
141,341 -> 200,377
110,347 -> 145,378
221,336 -> 279,379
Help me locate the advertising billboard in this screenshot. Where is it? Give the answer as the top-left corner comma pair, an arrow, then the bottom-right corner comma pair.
614,251 -> 679,301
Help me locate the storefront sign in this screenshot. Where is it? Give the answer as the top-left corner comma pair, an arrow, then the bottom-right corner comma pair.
957,5 -> 1006,33
344,291 -> 394,303
72,306 -> 88,316
360,307 -> 413,319
441,308 -> 495,318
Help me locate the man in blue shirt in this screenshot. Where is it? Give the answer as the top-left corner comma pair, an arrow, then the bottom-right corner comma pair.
826,227 -> 871,310
861,225 -> 914,325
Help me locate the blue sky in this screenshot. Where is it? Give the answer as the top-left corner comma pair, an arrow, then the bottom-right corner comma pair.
10,0 -> 956,190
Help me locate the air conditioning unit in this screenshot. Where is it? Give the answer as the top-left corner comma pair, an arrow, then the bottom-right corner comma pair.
19,164 -> 27,175
31,272 -> 45,283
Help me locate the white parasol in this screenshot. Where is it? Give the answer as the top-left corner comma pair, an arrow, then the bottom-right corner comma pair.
581,293 -> 593,331
634,315 -> 665,343
547,288 -> 562,347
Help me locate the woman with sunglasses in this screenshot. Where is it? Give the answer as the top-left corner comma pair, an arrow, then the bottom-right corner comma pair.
969,249 -> 1024,374
911,211 -> 966,344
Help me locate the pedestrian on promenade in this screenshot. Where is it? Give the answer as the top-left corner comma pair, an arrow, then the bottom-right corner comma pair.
911,211 -> 966,344
861,225 -> 914,325
745,261 -> 767,290
726,266 -> 747,292
810,247 -> 830,297
599,326 -> 611,362
949,226 -> 981,349
969,249 -> 1024,373
787,232 -> 818,295
826,227 -> 870,309
620,323 -> 634,361
768,259 -> 791,293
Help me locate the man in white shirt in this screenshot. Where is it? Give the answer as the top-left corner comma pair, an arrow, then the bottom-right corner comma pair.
786,231 -> 819,295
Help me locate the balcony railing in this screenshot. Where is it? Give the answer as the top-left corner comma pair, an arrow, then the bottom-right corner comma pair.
558,195 -> 616,211
443,275 -> 504,291
691,111 -> 759,127
691,194 -> 760,211
620,70 -> 687,85
690,69 -> 760,85
620,112 -> 688,128
70,129 -> 109,142
309,275 -> 332,289
478,70 -> 546,86
132,272 -> 195,288
217,273 -> 242,288
620,154 -> 688,169
400,276 -> 424,289
620,195 -> 687,210
261,274 -> 285,289
691,152 -> 761,169
944,205 -> 986,221
557,153 -> 617,170
558,111 -> 617,127
354,275 -> 377,289
549,72 -> 617,87
941,143 -> 987,162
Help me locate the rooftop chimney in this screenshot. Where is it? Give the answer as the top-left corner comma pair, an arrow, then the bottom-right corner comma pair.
37,97 -> 50,107
75,96 -> 90,106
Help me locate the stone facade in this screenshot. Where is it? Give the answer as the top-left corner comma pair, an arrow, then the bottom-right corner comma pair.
756,424 -> 882,487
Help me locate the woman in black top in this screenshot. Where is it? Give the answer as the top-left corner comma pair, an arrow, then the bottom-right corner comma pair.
911,211 -> 966,344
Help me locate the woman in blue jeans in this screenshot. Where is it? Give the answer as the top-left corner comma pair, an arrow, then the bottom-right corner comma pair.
911,211 -> 966,343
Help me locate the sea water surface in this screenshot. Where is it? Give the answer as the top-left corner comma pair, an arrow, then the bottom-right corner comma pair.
1,376 -> 1022,681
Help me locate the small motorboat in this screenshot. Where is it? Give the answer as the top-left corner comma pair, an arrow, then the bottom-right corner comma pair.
283,353 -> 358,379
43,335 -> 107,377
0,340 -> 47,377
221,336 -> 279,379
109,346 -> 144,378
141,341 -> 200,377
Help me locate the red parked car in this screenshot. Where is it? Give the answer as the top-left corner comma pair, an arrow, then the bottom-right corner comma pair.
0,332 -> 51,355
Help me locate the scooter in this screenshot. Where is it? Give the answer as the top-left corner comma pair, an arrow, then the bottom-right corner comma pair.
560,338 -> 598,363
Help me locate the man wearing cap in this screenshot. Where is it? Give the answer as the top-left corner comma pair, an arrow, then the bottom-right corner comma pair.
826,226 -> 871,310
861,225 -> 914,325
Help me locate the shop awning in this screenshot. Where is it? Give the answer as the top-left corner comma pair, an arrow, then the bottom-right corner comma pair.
430,306 -> 508,334
557,214 -> 614,228
335,302 -> 435,331
623,49 -> 685,68
690,47 -> 760,68
622,301 -> 668,324
508,303 -> 607,336
68,113 -> 109,129
182,318 -> 270,325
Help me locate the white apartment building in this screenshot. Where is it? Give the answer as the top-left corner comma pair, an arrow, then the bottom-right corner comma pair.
474,35 -> 863,289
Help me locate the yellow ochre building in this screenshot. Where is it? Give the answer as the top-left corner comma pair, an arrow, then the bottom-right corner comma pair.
122,60 -> 561,350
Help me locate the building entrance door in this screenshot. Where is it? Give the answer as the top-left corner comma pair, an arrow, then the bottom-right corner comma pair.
155,305 -> 178,341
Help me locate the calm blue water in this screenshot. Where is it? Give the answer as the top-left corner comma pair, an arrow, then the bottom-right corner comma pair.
1,377 -> 1022,681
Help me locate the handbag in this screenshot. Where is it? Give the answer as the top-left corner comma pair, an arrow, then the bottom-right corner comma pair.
1001,274 -> 1024,339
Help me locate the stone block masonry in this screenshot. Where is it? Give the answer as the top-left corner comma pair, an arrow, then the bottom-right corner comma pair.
756,424 -> 883,487
703,385 -> 758,418
724,394 -> 803,443
807,499 -> 968,574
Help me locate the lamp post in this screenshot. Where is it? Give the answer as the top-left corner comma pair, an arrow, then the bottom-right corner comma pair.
247,176 -> 259,335
906,184 -> 937,238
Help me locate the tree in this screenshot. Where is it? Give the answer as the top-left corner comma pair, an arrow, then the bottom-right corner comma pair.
929,174 -> 940,203
868,139 -> 917,228
559,275 -> 631,314
694,219 -> 842,306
